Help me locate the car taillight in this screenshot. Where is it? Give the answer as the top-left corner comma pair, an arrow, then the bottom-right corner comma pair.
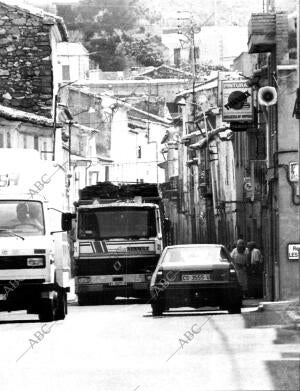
155,268 -> 163,283
229,265 -> 237,281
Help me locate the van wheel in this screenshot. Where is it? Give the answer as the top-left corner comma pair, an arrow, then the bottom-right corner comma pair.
38,297 -> 57,322
56,291 -> 67,320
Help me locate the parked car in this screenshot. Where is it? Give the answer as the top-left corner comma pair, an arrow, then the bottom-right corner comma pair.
150,244 -> 242,316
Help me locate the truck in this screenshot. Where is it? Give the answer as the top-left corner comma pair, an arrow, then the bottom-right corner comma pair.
0,149 -> 72,321
72,181 -> 169,304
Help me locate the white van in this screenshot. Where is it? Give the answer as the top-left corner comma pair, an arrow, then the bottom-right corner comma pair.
0,149 -> 71,321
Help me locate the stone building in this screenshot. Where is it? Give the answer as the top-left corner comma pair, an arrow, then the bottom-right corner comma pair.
0,0 -> 68,117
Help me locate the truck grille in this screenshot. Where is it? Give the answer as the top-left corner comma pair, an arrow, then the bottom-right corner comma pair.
75,257 -> 159,276
0,256 -> 45,269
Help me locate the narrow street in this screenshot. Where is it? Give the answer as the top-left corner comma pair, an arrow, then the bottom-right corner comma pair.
1,301 -> 299,391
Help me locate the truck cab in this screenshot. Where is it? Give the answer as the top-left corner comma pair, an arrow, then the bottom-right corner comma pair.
0,149 -> 71,321
72,182 -> 167,304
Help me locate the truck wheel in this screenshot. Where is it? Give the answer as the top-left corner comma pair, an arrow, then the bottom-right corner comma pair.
55,291 -> 67,320
77,293 -> 89,306
38,298 -> 56,322
101,293 -> 115,305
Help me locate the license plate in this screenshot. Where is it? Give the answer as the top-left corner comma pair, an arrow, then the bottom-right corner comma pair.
181,274 -> 211,281
109,281 -> 126,286
0,294 -> 7,300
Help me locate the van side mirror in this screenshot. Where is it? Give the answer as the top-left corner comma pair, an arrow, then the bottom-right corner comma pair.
61,212 -> 73,231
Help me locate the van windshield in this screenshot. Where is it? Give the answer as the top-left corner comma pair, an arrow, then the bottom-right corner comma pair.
0,201 -> 45,236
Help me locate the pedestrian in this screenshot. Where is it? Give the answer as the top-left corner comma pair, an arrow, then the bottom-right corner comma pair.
247,241 -> 263,298
231,239 -> 248,297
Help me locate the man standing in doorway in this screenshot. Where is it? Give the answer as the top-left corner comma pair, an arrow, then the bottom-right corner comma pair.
231,239 -> 248,298
247,241 -> 263,298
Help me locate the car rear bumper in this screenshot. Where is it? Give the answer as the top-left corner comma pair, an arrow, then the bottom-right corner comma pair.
150,282 -> 242,308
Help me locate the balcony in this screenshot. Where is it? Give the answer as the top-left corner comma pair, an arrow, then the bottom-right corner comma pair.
248,13 -> 276,53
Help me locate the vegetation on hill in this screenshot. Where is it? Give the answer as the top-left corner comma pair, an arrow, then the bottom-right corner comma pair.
56,0 -> 165,71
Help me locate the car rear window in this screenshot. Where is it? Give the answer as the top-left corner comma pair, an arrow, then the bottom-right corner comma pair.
162,246 -> 228,265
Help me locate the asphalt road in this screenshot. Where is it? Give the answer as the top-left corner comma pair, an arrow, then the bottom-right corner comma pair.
0,300 -> 299,391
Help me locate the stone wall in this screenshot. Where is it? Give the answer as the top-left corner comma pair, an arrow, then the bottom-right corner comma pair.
0,3 -> 55,117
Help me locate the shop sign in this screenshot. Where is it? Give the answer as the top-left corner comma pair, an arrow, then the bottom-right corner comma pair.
222,80 -> 253,122
287,243 -> 300,260
289,162 -> 298,182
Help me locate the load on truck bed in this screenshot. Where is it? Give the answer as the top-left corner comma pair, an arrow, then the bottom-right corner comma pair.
0,149 -> 72,321
72,181 -> 169,305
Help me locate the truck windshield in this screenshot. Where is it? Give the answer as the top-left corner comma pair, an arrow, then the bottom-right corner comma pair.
78,207 -> 157,239
0,201 -> 45,236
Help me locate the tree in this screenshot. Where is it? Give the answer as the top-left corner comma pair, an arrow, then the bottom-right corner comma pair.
123,33 -> 164,67
56,0 -> 166,71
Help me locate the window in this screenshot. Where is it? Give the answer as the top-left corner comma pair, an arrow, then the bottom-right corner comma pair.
62,65 -> 70,81
23,134 -> 27,149
6,132 -> 11,148
88,171 -> 99,185
162,246 -> 226,265
0,200 -> 45,236
34,136 -> 39,151
189,47 -> 200,60
78,207 -> 157,239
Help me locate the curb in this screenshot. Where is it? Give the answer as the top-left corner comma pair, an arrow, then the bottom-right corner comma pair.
259,299 -> 300,326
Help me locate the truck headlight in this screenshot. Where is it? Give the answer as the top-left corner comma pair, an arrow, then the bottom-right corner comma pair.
27,257 -> 45,267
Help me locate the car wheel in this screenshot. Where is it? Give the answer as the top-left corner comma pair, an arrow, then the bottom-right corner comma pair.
151,301 -> 164,316
228,301 -> 242,314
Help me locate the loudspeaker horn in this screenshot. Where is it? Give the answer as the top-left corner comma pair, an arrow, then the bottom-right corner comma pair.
258,86 -> 277,106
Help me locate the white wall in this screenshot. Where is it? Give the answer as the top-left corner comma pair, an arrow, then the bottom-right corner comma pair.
162,26 -> 248,69
58,55 -> 89,82
109,107 -> 166,184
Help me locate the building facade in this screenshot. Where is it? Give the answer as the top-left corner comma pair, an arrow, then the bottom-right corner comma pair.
0,0 -> 68,117
244,9 -> 299,300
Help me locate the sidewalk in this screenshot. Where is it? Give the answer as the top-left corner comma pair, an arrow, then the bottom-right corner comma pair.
258,299 -> 300,329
